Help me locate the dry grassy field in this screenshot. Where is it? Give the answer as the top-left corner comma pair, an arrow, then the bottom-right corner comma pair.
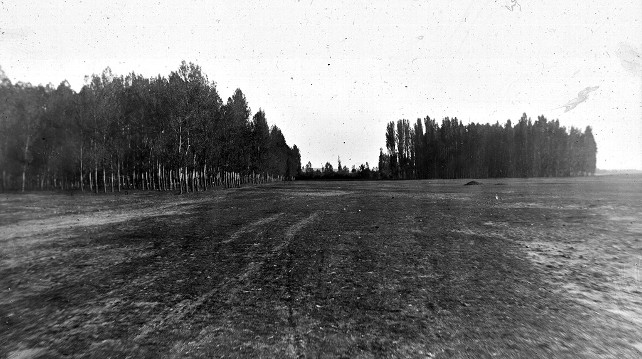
1,176 -> 641,358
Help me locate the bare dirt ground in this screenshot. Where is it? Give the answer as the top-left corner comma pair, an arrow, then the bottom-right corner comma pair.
1,176 -> 641,358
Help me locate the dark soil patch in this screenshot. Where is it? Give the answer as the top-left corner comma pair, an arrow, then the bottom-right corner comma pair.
464,180 -> 482,186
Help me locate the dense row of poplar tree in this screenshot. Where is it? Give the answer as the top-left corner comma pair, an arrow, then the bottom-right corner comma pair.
0,62 -> 301,192
378,114 -> 597,179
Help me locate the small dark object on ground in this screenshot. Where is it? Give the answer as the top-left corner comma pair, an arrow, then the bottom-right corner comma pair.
495,183 -> 507,186
464,181 -> 482,186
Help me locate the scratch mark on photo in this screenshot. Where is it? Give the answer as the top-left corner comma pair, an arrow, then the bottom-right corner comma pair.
557,86 -> 599,113
616,43 -> 642,76
505,0 -> 521,12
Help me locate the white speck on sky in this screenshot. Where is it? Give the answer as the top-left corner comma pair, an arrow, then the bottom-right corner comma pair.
1,0 -> 640,170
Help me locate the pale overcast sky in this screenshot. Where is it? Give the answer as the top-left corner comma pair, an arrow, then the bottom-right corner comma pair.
1,0 -> 640,170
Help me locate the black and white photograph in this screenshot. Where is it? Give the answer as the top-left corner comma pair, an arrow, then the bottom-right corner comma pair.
1,0 -> 641,357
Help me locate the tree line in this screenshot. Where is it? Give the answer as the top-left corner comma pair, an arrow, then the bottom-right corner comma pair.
0,62 -> 301,193
378,114 -> 597,179
297,157 -> 376,180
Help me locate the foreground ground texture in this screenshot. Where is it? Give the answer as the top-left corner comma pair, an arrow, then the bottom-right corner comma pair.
1,176 -> 641,358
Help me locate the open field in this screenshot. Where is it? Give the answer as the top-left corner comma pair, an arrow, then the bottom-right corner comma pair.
1,176 -> 641,358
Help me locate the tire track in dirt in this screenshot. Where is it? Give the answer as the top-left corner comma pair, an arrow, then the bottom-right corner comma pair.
134,212 -> 286,342
223,212 -> 284,244
281,211 -> 322,358
281,211 -> 320,249
0,197 -> 212,242
169,210 -> 322,357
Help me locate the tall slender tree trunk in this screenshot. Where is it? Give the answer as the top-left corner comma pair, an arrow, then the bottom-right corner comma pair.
192,154 -> 197,191
157,161 -> 161,191
178,128 -> 183,194
178,167 -> 183,194
21,135 -> 31,192
80,144 -> 84,192
117,159 -> 121,192
203,164 -> 207,190
194,169 -> 198,191
163,166 -> 167,191
21,165 -> 27,192
184,166 -> 189,193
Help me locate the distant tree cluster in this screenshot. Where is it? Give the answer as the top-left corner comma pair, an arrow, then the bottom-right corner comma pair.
297,157 -> 376,180
379,114 -> 597,179
0,62 -> 301,192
